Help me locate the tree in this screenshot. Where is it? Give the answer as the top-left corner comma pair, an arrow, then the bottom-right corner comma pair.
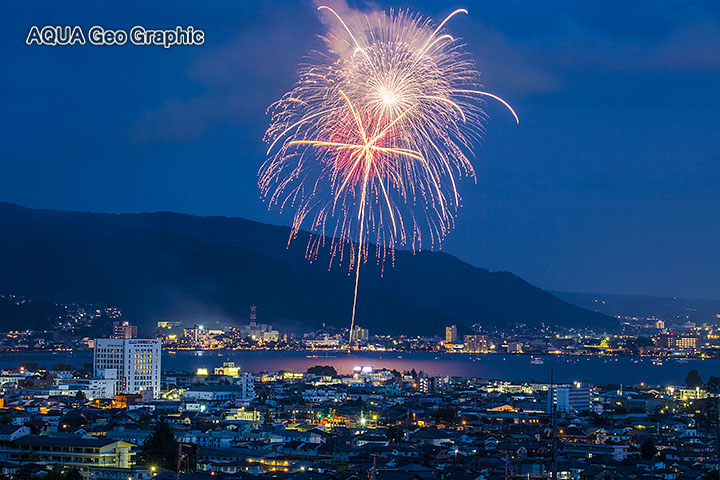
138,412 -> 153,427
685,369 -> 703,389
263,409 -> 274,424
282,393 -> 304,406
434,407 -> 457,424
53,363 -> 75,372
306,365 -> 337,376
59,411 -> 87,432
256,386 -> 269,402
64,469 -> 83,480
39,467 -> 83,480
139,418 -> 178,470
78,363 -> 94,378
704,470 -> 719,480
707,376 -> 720,393
386,425 -> 403,443
19,362 -> 38,372
640,437 -> 657,459
347,397 -> 365,407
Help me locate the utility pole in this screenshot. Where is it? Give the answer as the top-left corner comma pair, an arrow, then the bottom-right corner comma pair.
176,443 -> 183,480
504,451 -> 509,480
551,367 -> 557,480
176,443 -> 182,480
176,443 -> 191,480
716,389 -> 720,469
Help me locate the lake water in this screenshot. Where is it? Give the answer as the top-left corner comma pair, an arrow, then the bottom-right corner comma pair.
1,350 -> 718,386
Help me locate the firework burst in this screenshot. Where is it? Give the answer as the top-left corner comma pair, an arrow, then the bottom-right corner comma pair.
259,6 -> 517,345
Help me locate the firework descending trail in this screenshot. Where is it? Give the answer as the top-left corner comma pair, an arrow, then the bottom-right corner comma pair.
260,6 -> 518,346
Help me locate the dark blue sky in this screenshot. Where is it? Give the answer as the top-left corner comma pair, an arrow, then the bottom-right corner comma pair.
2,1 -> 719,299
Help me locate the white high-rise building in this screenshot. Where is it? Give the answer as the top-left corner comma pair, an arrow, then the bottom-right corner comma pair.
549,386 -> 592,413
94,338 -> 161,398
237,373 -> 255,406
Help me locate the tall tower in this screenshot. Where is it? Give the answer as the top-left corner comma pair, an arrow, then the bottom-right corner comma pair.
249,303 -> 258,328
445,325 -> 458,343
112,321 -> 137,339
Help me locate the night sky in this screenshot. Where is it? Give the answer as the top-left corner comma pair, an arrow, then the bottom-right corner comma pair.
2,1 -> 719,299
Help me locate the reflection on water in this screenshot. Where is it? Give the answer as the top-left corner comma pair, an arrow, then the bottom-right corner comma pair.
0,350 -> 715,385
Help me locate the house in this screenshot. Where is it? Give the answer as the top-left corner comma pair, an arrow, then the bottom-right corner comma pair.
580,465 -> 610,480
353,432 -> 390,447
0,424 -> 30,441
410,428 -> 462,446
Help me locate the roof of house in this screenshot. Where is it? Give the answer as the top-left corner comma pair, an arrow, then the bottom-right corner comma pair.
14,434 -> 132,448
0,425 -> 25,435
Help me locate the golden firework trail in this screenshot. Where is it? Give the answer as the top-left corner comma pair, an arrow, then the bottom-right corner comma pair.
260,6 -> 518,346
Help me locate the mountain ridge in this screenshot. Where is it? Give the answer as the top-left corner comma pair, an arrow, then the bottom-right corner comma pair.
553,290 -> 720,324
0,201 -> 614,335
